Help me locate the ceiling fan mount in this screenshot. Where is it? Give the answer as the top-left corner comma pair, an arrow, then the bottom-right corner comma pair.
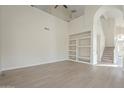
54,5 -> 68,9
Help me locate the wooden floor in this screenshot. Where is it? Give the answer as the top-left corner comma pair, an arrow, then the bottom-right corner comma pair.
0,61 -> 124,88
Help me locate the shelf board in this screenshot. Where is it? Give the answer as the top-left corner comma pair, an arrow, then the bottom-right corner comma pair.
69,39 -> 77,41
78,56 -> 90,59
69,55 -> 76,57
78,36 -> 91,40
68,50 -> 76,51
69,31 -> 91,36
69,45 -> 76,47
69,59 -> 77,62
78,46 -> 91,47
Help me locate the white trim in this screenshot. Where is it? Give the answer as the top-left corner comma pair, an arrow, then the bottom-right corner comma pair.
69,45 -> 76,47
78,36 -> 91,40
78,46 -> 91,48
68,50 -> 76,51
68,59 -> 77,62
78,61 -> 91,64
69,55 -> 76,57
78,56 -> 90,59
69,39 -> 77,41
69,30 -> 91,36
2,59 -> 67,71
68,59 -> 91,65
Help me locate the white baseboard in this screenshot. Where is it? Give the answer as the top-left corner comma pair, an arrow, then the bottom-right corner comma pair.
2,59 -> 68,72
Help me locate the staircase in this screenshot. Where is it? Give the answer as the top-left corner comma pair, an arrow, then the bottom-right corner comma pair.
101,47 -> 114,64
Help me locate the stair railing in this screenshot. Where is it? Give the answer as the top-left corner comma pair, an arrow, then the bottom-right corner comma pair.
114,39 -> 124,67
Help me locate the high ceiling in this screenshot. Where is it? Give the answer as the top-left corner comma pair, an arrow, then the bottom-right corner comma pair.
32,5 -> 85,22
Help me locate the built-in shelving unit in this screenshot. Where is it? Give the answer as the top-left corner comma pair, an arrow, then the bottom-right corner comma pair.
68,31 -> 91,63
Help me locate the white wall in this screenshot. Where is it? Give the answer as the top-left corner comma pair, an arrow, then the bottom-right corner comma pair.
69,16 -> 88,34
101,18 -> 115,47
97,18 -> 105,61
93,17 -> 105,62
68,6 -> 100,64
0,6 -> 68,71
68,6 -> 100,35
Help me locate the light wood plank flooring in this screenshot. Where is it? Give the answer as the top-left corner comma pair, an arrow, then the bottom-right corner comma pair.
0,61 -> 124,88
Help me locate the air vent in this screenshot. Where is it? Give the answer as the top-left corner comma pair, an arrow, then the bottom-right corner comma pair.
71,10 -> 77,13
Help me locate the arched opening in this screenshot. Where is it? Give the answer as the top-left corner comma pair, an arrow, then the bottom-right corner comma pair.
92,6 -> 124,66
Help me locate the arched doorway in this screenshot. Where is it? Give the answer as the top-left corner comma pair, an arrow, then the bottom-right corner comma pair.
92,6 -> 124,66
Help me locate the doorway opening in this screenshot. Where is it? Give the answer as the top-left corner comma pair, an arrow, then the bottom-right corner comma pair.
93,6 -> 124,67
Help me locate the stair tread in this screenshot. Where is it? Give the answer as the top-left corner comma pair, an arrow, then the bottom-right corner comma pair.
101,47 -> 114,64
102,59 -> 112,61
102,58 -> 113,60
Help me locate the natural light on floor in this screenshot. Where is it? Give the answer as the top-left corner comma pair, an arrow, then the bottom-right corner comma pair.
95,64 -> 119,67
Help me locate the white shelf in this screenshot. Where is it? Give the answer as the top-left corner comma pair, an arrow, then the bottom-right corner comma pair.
68,31 -> 91,64
69,59 -> 77,62
78,56 -> 90,59
78,46 -> 91,48
69,45 -> 76,47
68,50 -> 76,51
78,36 -> 91,40
69,39 -> 77,41
69,31 -> 91,36
69,55 -> 76,57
